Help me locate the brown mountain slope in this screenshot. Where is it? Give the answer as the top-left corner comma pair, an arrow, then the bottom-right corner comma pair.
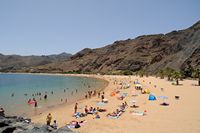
0,53 -> 71,72
3,21 -> 200,74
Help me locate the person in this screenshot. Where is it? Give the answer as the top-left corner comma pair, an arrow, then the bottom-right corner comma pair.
51,120 -> 58,129
84,105 -> 88,114
34,100 -> 38,108
0,107 -> 5,116
101,94 -> 105,102
28,99 -> 31,103
95,112 -> 100,119
65,98 -> 68,103
85,94 -> 88,99
75,121 -> 80,128
44,94 -> 47,100
74,103 -> 78,113
46,113 -> 52,126
98,92 -> 101,98
124,101 -> 128,107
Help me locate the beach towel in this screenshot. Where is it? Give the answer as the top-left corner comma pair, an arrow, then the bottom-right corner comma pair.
107,115 -> 119,119
96,102 -> 106,106
120,93 -> 128,97
131,111 -> 144,116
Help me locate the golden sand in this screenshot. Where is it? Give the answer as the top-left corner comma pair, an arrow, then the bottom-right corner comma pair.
32,75 -> 200,133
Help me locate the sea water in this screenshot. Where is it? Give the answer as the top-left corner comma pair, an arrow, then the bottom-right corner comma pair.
0,73 -> 107,116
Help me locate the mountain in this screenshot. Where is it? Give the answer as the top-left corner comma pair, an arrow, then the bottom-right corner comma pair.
0,53 -> 72,72
1,21 -> 200,74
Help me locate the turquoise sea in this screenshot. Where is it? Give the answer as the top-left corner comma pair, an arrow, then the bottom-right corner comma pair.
0,73 -> 107,116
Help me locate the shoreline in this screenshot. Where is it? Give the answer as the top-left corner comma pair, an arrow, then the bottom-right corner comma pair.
0,73 -> 109,118
31,74 -> 200,133
1,73 -> 200,133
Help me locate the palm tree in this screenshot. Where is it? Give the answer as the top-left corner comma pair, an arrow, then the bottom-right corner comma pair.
172,71 -> 182,85
158,69 -> 165,79
192,69 -> 200,86
164,67 -> 175,81
137,70 -> 145,77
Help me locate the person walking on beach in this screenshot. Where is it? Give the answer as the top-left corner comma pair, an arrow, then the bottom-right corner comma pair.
65,98 -> 68,103
101,94 -> 105,102
34,100 -> 38,108
44,94 -> 47,100
74,103 -> 78,114
46,113 -> 52,126
98,92 -> 101,98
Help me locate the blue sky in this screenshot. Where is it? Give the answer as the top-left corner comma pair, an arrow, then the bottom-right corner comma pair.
0,0 -> 200,55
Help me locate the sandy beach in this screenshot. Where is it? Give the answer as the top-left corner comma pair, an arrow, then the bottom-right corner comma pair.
32,74 -> 200,133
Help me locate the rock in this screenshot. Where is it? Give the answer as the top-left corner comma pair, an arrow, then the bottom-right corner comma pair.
0,115 -> 75,133
56,126 -> 77,133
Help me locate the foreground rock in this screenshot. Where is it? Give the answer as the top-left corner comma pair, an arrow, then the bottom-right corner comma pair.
0,115 -> 76,133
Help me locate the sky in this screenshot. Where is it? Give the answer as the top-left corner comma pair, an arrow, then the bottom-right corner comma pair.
0,0 -> 200,55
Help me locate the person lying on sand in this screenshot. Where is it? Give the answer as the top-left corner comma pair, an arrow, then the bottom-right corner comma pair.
107,109 -> 123,117
160,102 -> 170,106
97,107 -> 107,112
87,107 -> 97,114
67,120 -> 86,129
73,112 -> 87,118
130,105 -> 139,108
119,102 -> 128,111
117,95 -> 125,100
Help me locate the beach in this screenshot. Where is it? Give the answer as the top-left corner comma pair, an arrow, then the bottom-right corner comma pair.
32,74 -> 200,133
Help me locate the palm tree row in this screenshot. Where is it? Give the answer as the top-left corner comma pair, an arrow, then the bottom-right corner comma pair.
158,67 -> 200,86
192,68 -> 200,86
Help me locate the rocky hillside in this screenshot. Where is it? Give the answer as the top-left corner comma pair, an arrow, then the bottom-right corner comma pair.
1,21 -> 200,74
0,52 -> 71,72
30,20 -> 200,74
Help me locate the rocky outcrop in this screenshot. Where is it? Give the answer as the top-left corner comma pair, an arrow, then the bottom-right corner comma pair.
0,115 -> 75,133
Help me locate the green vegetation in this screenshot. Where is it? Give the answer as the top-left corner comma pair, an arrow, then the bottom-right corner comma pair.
123,70 -> 133,75
64,70 -> 82,74
157,69 -> 165,79
63,67 -> 200,86
172,71 -> 182,85
164,67 -> 175,81
157,67 -> 184,85
192,68 -> 200,86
